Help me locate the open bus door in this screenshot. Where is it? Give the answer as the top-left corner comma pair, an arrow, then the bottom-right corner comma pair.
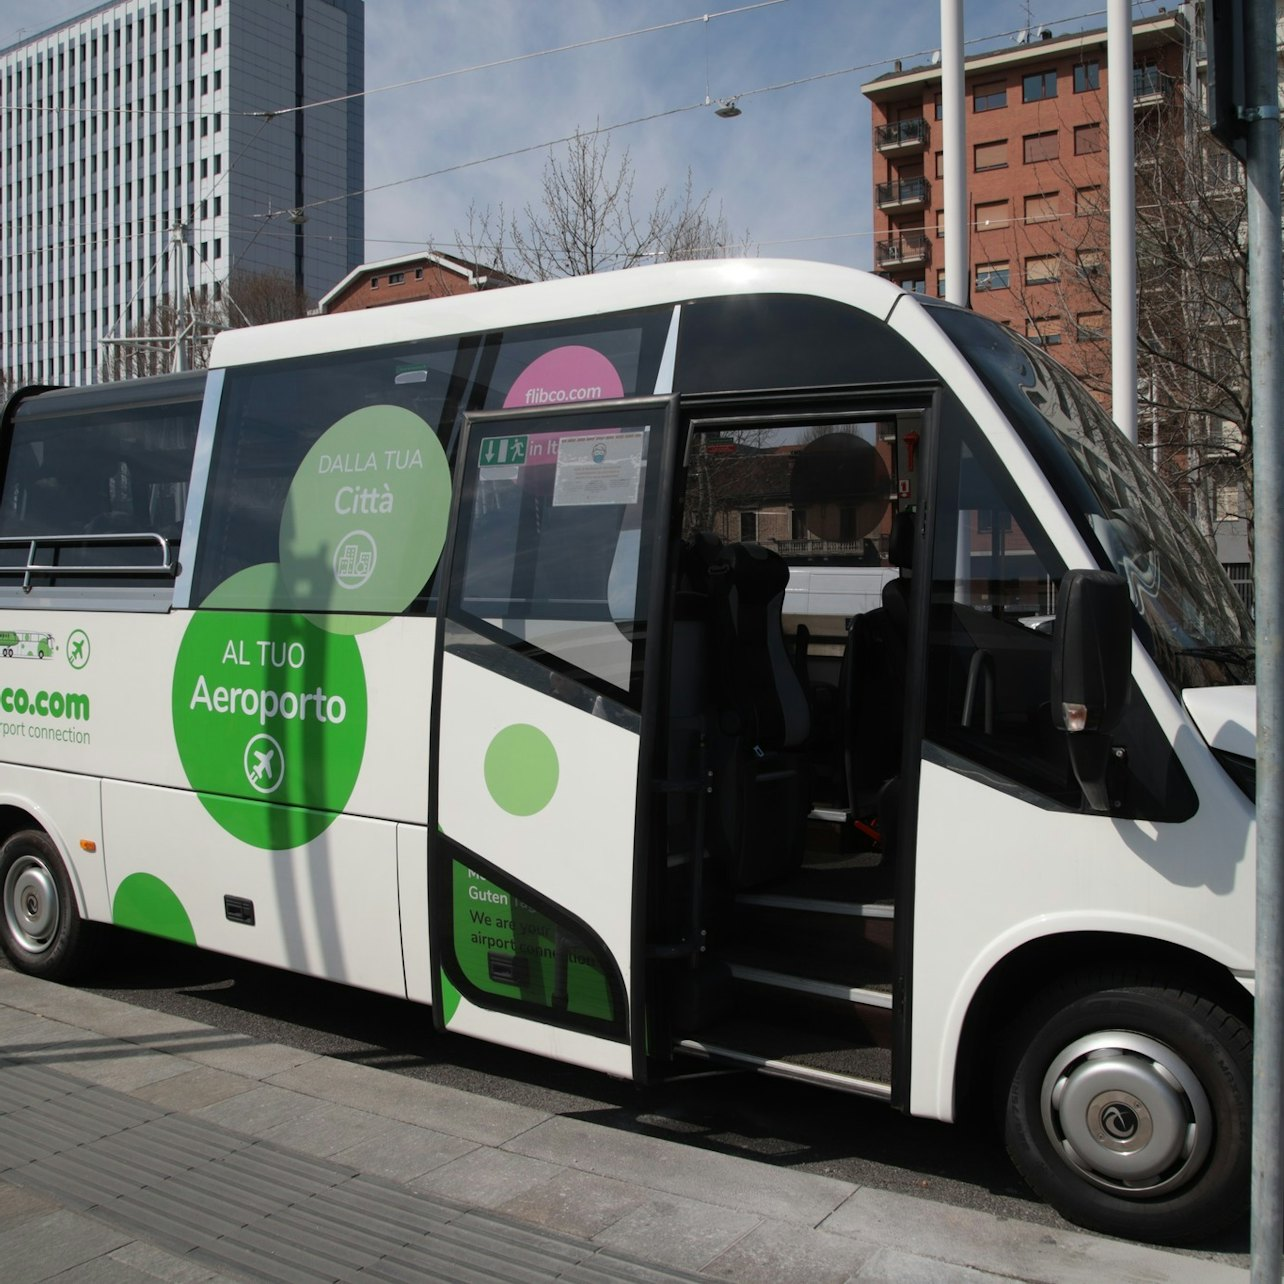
428,396 -> 679,1079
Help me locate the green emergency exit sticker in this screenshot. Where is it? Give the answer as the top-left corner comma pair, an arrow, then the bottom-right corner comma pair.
478,435 -> 528,467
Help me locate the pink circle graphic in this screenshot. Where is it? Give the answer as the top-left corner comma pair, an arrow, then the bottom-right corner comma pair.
503,345 -> 625,410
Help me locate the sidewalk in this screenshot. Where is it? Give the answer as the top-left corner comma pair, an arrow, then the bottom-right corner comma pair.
0,968 -> 1247,1284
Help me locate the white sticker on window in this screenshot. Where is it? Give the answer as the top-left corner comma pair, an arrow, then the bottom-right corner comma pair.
552,431 -> 645,507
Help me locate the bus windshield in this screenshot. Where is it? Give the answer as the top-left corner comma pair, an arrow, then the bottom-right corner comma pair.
927,304 -> 1254,693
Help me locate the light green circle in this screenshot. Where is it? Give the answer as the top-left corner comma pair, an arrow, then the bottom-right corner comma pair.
278,404 -> 451,623
484,724 -> 560,816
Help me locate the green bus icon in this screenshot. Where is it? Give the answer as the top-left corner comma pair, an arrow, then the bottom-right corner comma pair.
0,630 -> 54,660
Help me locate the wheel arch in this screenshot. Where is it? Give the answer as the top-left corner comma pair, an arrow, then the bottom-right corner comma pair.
0,800 -> 90,919
951,930 -> 1252,1122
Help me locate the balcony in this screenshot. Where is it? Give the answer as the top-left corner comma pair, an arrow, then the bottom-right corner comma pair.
876,176 -> 930,213
875,233 -> 931,271
1133,67 -> 1175,107
875,117 -> 929,157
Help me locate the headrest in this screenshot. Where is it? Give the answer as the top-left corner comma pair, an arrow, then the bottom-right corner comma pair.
888,511 -> 915,571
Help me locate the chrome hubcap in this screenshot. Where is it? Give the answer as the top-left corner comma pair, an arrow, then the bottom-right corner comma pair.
4,855 -> 59,954
1040,1031 -> 1211,1197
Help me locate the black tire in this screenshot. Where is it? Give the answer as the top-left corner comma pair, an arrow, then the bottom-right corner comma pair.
0,829 -> 90,981
1001,971 -> 1250,1244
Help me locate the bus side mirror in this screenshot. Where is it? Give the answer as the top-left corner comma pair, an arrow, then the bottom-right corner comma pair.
1051,570 -> 1131,812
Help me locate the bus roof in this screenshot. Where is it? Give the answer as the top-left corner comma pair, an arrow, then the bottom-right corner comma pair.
209,259 -> 910,370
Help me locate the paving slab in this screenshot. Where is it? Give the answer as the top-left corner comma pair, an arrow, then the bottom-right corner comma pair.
0,1175 -> 61,1230
266,1057 -> 550,1146
189,1084 -> 325,1137
328,1119 -> 479,1182
822,1186 -> 1245,1283
107,1240 -> 235,1284
700,1216 -> 881,1284
496,1166 -> 651,1240
128,1066 -> 258,1113
408,1144 -> 568,1210
0,1207 -> 133,1284
589,1191 -> 761,1274
507,1113 -> 852,1226
254,1100 -> 407,1159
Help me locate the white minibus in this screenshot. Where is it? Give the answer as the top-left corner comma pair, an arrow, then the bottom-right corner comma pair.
0,261 -> 1254,1243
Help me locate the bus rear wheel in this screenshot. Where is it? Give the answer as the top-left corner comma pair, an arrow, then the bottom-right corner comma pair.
1001,974 -> 1250,1244
0,830 -> 89,981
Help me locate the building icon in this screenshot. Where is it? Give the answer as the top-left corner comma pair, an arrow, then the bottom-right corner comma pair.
1,0 -> 365,387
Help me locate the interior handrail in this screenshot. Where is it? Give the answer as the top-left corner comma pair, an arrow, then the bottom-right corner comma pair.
0,531 -> 178,592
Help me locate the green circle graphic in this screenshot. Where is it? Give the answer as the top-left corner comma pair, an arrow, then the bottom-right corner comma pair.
172,569 -> 368,849
484,724 -> 560,816
112,873 -> 196,945
278,405 -> 452,623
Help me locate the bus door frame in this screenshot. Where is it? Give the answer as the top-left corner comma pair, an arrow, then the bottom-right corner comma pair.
427,393 -> 682,1083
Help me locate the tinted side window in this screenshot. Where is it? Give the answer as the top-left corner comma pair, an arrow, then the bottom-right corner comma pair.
478,310 -> 674,412
0,380 -> 201,590
925,403 -> 1075,804
676,294 -> 932,393
192,340 -> 467,614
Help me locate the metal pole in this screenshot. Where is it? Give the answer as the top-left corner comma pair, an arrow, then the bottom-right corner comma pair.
170,224 -> 188,374
1246,0 -> 1283,1273
1107,0 -> 1138,443
941,0 -> 967,306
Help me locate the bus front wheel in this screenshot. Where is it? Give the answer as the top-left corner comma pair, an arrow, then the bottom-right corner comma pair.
1001,974 -> 1250,1244
0,830 -> 89,981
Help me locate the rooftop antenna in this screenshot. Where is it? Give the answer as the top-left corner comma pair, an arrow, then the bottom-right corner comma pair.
1015,0 -> 1035,43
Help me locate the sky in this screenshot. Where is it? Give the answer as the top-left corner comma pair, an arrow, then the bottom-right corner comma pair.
0,0 -> 1173,275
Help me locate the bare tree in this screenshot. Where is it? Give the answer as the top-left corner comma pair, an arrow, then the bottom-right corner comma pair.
1004,79 -> 1253,550
223,268 -> 313,327
456,130 -> 747,281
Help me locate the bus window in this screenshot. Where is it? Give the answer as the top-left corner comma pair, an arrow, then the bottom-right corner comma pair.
478,310 -> 674,412
192,340 -> 465,615
0,375 -> 201,594
923,406 -> 1076,805
448,403 -> 663,705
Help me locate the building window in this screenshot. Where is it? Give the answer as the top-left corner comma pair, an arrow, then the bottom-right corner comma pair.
934,94 -> 942,120
935,150 -> 945,179
937,269 -> 947,296
388,271 -> 405,285
415,267 -> 424,279
1074,122 -> 1102,154
1025,254 -> 1060,285
974,81 -> 1007,112
1023,192 -> 1058,224
1074,60 -> 1100,92
1076,311 -> 1106,340
1134,61 -> 1162,97
1025,316 -> 1062,345
1023,69 -> 1057,102
975,261 -> 1010,292
369,277 -> 378,289
740,511 -> 758,541
902,278 -> 927,294
1075,185 -> 1103,217
974,139 -> 1007,171
1076,248 -> 1105,278
1023,131 -> 1059,163
975,199 -> 1009,231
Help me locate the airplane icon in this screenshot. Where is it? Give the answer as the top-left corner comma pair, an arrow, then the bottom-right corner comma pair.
243,734 -> 285,795
249,748 -> 275,787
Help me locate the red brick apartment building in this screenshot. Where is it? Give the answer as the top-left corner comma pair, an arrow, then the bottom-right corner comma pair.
318,251 -> 521,314
860,12 -> 1186,391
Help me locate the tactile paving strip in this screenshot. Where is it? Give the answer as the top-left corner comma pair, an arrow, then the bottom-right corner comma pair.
0,1058 -> 707,1283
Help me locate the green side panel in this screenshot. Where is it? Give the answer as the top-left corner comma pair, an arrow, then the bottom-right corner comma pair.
112,873 -> 197,945
440,971 -> 462,1026
451,861 -> 614,1022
